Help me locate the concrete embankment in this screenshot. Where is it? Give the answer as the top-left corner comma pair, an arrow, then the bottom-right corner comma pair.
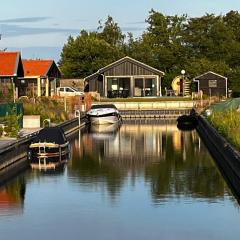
196,115 -> 240,199
0,117 -> 86,181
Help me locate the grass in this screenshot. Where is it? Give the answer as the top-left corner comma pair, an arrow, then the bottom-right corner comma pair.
98,97 -> 192,102
208,110 -> 240,150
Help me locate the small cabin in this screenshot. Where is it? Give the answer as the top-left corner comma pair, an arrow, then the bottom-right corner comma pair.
193,71 -> 227,98
19,60 -> 61,97
84,56 -> 164,98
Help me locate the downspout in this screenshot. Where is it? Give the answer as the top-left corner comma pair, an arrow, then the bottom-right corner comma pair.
226,78 -> 228,98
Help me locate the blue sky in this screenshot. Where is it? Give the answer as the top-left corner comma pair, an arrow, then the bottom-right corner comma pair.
1,0 -> 240,61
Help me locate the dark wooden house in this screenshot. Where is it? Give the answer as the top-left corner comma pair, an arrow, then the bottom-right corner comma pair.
193,71 -> 228,98
84,56 -> 164,98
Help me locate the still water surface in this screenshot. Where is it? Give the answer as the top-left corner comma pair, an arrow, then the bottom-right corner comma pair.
0,120 -> 240,240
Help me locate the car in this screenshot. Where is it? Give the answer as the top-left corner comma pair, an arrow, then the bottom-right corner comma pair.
57,87 -> 84,97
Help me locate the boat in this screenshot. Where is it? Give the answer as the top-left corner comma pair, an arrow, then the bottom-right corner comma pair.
28,127 -> 70,170
177,111 -> 198,131
86,104 -> 122,125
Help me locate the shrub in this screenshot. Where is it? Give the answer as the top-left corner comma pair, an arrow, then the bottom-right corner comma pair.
0,125 -> 3,137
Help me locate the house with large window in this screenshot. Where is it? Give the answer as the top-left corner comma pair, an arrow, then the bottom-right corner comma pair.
84,56 -> 164,98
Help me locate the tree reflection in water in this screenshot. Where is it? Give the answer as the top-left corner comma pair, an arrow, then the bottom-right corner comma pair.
68,119 -> 229,203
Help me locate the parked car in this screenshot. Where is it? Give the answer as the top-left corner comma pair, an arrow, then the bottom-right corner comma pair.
57,87 -> 84,97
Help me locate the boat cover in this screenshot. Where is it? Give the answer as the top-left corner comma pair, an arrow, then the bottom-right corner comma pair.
208,98 -> 240,112
90,104 -> 117,110
34,127 -> 67,144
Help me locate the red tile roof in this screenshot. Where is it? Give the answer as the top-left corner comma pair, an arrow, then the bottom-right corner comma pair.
22,60 -> 54,77
0,52 -> 19,76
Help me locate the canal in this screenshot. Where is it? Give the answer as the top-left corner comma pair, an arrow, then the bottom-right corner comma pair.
0,119 -> 240,240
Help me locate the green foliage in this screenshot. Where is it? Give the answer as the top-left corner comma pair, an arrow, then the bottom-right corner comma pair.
98,15 -> 125,46
59,11 -> 240,91
59,28 -> 123,78
1,107 -> 21,138
0,125 -> 3,137
19,97 -> 68,124
209,110 -> 240,149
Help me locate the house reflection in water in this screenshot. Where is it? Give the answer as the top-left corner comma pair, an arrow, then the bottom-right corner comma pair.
0,176 -> 25,217
68,119 -> 228,203
78,120 -> 199,166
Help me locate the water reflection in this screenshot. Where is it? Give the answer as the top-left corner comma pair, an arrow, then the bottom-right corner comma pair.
68,119 -> 229,203
0,176 -> 25,216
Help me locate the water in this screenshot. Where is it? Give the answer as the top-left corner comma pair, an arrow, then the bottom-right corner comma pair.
0,119 -> 240,240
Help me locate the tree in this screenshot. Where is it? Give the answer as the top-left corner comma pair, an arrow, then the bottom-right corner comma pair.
59,31 -> 123,78
98,15 -> 125,47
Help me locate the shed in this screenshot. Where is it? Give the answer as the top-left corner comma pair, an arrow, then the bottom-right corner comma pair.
194,71 -> 227,98
84,56 -> 164,98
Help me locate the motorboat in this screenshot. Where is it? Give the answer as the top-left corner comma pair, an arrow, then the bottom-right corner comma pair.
28,127 -> 70,170
86,104 -> 122,125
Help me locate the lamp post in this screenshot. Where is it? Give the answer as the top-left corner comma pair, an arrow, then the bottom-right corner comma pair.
181,70 -> 185,96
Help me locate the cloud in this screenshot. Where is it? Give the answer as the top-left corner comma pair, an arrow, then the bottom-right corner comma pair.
0,24 -> 80,37
0,17 -> 51,23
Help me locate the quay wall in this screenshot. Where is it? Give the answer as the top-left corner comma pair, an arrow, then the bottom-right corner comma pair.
196,115 -> 240,199
0,117 -> 86,179
99,101 -> 195,110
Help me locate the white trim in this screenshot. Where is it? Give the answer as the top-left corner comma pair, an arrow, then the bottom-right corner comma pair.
98,56 -> 165,75
226,78 -> 228,98
193,78 -> 200,92
195,71 -> 227,80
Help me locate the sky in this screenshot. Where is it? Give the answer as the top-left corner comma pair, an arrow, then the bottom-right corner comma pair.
1,0 -> 240,62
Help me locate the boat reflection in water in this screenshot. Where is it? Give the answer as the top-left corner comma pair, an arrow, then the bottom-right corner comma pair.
88,122 -> 122,140
30,154 -> 71,173
69,119 -> 227,202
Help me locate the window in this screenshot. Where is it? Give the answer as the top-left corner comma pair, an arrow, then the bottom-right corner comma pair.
59,87 -> 64,91
66,87 -> 74,92
209,80 -> 217,88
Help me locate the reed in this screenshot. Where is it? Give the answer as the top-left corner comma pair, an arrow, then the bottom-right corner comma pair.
208,110 -> 240,149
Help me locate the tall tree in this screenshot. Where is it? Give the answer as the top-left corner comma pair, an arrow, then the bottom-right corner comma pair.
98,16 -> 125,46
59,31 -> 122,78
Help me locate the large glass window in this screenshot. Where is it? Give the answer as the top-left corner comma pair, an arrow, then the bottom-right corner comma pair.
134,77 -> 157,97
134,78 -> 144,97
107,78 -> 130,98
145,78 -> 157,96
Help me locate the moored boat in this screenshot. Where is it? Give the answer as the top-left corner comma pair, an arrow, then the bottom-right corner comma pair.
177,111 -> 198,131
28,127 -> 70,170
86,104 -> 122,125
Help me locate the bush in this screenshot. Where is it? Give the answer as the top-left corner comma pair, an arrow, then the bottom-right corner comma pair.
232,92 -> 240,98
0,125 -> 3,137
20,97 -> 68,125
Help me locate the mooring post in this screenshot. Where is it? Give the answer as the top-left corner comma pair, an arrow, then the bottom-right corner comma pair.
43,119 -> 51,128
75,110 -> 81,127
